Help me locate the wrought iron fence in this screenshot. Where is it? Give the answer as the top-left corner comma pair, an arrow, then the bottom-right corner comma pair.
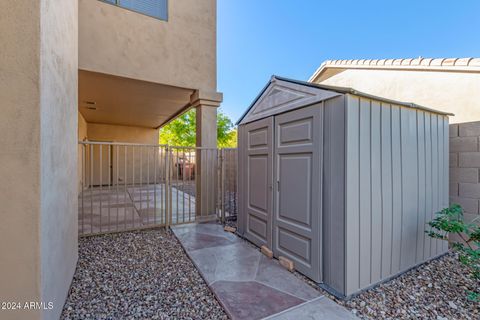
219,148 -> 238,223
78,141 -> 237,236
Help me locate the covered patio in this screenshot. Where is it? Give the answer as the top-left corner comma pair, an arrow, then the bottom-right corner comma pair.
78,70 -> 224,234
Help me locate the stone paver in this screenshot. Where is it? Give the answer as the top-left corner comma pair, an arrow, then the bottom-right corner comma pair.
172,223 -> 356,320
212,281 -> 303,320
264,296 -> 358,320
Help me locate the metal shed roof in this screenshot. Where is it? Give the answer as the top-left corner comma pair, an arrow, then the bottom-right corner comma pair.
236,76 -> 454,125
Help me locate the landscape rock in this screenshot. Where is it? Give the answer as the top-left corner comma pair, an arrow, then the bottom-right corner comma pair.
294,252 -> 479,319
61,228 -> 228,320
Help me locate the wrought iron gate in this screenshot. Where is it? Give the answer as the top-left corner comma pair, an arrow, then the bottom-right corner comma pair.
219,148 -> 238,223
78,142 -> 237,236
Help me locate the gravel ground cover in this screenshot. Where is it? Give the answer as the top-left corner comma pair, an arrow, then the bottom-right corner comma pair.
295,252 -> 479,319
61,228 -> 228,320
234,227 -> 479,319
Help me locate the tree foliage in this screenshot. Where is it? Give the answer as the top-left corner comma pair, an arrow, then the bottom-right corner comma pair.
159,109 -> 237,148
426,203 -> 480,301
159,109 -> 196,147
217,111 -> 238,148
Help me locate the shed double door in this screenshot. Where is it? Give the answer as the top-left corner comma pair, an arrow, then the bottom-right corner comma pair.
244,105 -> 322,282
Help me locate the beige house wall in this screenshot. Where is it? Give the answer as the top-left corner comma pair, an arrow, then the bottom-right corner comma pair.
87,123 -> 159,144
39,1 -> 79,318
78,0 -> 221,216
79,0 -> 217,92
449,121 -> 480,224
82,123 -> 160,187
0,1 -> 78,319
0,1 -> 42,318
317,69 -> 480,124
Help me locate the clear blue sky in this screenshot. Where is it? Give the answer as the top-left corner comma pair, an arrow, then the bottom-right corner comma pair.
217,0 -> 480,122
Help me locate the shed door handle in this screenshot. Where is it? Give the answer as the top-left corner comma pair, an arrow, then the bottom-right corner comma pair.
277,180 -> 280,191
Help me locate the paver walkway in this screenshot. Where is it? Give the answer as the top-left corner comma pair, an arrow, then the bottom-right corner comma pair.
171,223 -> 357,320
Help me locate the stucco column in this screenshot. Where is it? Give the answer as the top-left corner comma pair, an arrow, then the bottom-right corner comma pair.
191,90 -> 223,220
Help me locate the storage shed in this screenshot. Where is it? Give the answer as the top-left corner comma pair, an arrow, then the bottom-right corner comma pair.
236,76 -> 452,298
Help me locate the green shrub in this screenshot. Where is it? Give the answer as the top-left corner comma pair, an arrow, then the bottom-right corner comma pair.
426,203 -> 480,302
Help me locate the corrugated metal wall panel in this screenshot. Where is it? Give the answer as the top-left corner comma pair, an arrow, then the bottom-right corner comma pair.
237,125 -> 246,235
416,111 -> 426,262
391,105 -> 402,276
437,117 -> 444,255
322,96 -> 346,293
424,113 -> 434,259
344,94 -> 449,296
400,107 -> 418,270
431,115 -> 440,255
380,105 -> 393,280
370,100 -> 382,284
345,95 -> 361,295
358,98 -> 372,289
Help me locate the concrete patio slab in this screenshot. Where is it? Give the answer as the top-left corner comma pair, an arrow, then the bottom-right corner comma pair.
79,184 -> 195,234
171,223 -> 356,320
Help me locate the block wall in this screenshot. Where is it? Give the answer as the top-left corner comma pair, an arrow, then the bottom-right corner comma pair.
449,121 -> 480,222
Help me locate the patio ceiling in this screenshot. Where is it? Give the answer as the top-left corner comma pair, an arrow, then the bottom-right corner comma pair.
79,70 -> 194,128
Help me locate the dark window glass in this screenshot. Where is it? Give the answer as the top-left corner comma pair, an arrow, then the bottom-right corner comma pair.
101,0 -> 168,21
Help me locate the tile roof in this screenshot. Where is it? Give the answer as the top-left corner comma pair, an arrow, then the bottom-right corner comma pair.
309,57 -> 480,82
325,57 -> 480,67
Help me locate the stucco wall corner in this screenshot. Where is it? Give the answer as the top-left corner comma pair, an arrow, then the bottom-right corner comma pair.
39,0 -> 79,319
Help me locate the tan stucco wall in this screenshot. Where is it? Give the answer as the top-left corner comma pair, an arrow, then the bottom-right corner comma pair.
0,1 -> 42,319
0,1 -> 78,319
79,0 -> 217,92
82,123 -> 160,187
87,123 -> 159,144
317,69 -> 480,124
39,0 -> 79,316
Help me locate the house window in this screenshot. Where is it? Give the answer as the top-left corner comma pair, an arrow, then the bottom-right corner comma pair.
101,0 -> 168,21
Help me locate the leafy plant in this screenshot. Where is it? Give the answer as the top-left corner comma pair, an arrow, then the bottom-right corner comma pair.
159,108 -> 237,148
216,111 -> 237,148
426,203 -> 480,301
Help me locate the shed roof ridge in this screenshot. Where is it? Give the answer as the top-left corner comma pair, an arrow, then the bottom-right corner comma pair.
236,75 -> 453,125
